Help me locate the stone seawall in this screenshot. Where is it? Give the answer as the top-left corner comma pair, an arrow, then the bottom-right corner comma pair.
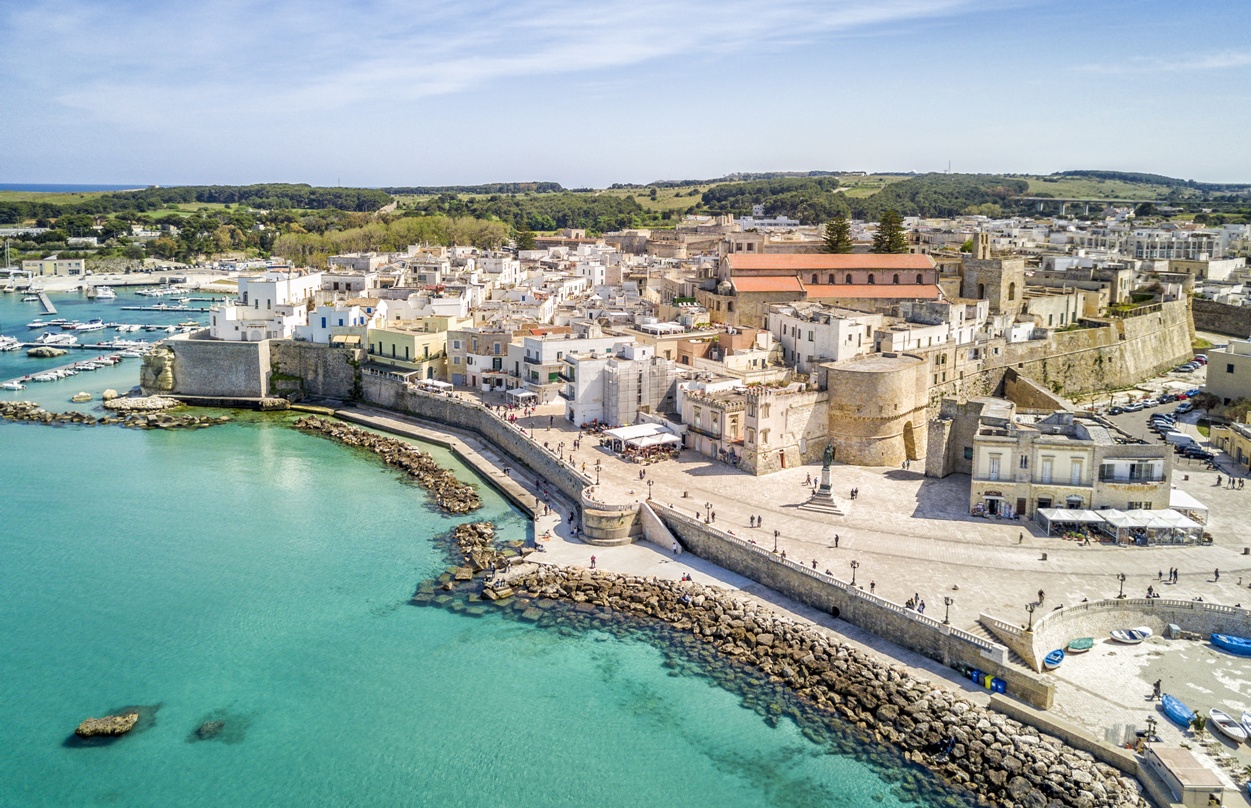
476,564 -> 1143,807
1193,298 -> 1251,339
360,374 -> 641,544
648,503 -> 1056,710
141,333 -> 270,398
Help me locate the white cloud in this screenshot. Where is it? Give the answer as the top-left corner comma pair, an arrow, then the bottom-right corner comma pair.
1077,50 -> 1251,75
2,0 -> 982,126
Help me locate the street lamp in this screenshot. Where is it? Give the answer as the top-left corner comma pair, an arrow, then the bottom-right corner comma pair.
1145,716 -> 1158,743
1025,602 -> 1036,631
943,596 -> 954,625
646,479 -> 653,499
850,560 -> 860,586
704,502 -> 712,523
1116,572 -> 1127,599
773,529 -> 779,553
595,459 -> 601,486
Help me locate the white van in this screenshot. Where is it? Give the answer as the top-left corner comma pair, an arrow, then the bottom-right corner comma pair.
1163,431 -> 1196,447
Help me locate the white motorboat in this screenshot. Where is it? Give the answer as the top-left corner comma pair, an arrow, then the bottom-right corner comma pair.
1109,626 -> 1154,644
94,286 -> 117,299
164,325 -> 178,333
1209,709 -> 1248,742
75,319 -> 106,332
36,332 -> 78,346
0,335 -> 19,351
1240,710 -> 1251,738
76,362 -> 99,371
119,350 -> 143,358
1,381 -> 26,391
26,319 -> 48,329
21,295 -> 40,302
31,373 -> 57,382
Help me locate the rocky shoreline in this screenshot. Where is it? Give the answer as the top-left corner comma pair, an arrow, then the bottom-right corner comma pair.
1,400 -> 230,430
416,522 -> 1144,808
293,416 -> 481,514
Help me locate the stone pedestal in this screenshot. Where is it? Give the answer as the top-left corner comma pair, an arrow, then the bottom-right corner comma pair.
800,465 -> 843,514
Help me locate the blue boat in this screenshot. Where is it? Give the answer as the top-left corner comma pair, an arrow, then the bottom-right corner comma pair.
1043,649 -> 1065,670
1160,694 -> 1196,727
1211,633 -> 1251,656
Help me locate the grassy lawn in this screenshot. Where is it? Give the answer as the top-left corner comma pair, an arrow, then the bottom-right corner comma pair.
598,185 -> 710,213
1022,176 -> 1177,200
1193,337 -> 1213,351
1198,421 -> 1210,438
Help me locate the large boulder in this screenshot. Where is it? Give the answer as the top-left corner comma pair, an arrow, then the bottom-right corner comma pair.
71,392 -> 92,403
75,712 -> 139,738
101,388 -> 120,401
27,346 -> 67,358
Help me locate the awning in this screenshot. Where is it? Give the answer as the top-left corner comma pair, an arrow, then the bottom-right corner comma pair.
506,388 -> 537,400
604,423 -> 668,441
1037,508 -> 1105,523
418,379 -> 452,389
629,433 -> 681,448
1169,488 -> 1208,514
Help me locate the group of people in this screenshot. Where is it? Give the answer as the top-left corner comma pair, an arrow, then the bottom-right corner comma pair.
749,515 -> 765,528
905,595 -> 926,613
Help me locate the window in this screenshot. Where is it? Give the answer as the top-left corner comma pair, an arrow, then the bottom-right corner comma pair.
845,273 -> 853,284
1229,364 -> 1236,374
892,274 -> 900,284
828,274 -> 835,284
988,455 -> 1001,481
963,447 -> 974,460
1019,455 -> 1028,469
1070,460 -> 1083,485
812,273 -> 818,284
808,330 -> 814,342
867,274 -> 876,285
1008,282 -> 1016,301
916,274 -> 923,284
1040,458 -> 1053,484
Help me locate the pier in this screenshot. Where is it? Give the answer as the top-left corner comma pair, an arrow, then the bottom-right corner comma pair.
120,305 -> 212,312
2,350 -> 143,389
36,292 -> 56,315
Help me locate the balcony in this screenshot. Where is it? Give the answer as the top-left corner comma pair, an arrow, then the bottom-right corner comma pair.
1099,473 -> 1165,484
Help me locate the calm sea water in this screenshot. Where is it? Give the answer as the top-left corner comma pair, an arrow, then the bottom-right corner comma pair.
0,297 -> 953,807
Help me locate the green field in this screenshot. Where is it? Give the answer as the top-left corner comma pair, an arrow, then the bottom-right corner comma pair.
0,189 -> 115,204
1022,176 -> 1179,201
598,185 -> 710,213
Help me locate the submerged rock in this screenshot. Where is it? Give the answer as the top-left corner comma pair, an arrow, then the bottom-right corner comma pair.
195,720 -> 224,740
71,392 -> 92,403
75,713 -> 139,738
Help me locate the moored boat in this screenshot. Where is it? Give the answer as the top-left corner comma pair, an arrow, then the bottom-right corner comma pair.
1161,694 -> 1195,727
1043,649 -> 1065,670
1240,710 -> 1251,738
1,381 -> 26,391
94,286 -> 116,299
1211,633 -> 1251,656
1066,637 -> 1094,653
1209,709 -> 1248,742
1110,627 -> 1153,644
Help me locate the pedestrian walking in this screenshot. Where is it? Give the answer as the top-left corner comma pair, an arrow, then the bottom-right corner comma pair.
671,540 -> 679,556
918,600 -> 925,614
812,559 -> 818,569
1037,589 -> 1045,604
1152,679 -> 1162,701
834,534 -> 840,548
869,581 -> 875,593
1215,568 -> 1221,582
1157,570 -> 1162,581
1018,532 -> 1023,544
711,512 -> 715,523
757,515 -> 762,529
590,555 -> 596,569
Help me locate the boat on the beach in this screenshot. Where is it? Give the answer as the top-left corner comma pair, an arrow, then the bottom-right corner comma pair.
1109,627 -> 1153,644
1043,649 -> 1065,670
1066,637 -> 1094,654
1209,709 -> 1248,742
1161,694 -> 1195,727
1211,633 -> 1251,656
1240,711 -> 1251,738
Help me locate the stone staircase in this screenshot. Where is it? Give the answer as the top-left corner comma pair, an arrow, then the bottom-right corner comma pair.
965,621 -> 1032,669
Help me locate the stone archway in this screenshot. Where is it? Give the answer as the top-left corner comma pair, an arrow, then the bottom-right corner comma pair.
903,421 -> 917,461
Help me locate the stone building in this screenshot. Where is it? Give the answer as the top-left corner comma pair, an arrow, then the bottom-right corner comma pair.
959,234 -> 1026,316
821,352 -> 929,466
741,384 -> 829,474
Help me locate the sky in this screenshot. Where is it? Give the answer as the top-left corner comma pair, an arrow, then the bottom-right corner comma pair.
1,0 -> 1249,187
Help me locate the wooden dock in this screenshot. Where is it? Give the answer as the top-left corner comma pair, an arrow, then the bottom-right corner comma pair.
2,351 -> 141,389
36,292 -> 56,314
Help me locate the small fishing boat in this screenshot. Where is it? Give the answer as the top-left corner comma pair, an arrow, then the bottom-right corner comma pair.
1240,711 -> 1251,738
1066,637 -> 1094,654
1161,694 -> 1195,727
1,381 -> 26,391
21,294 -> 40,302
1110,627 -> 1153,644
1043,649 -> 1065,670
1209,709 -> 1248,742
26,319 -> 48,329
1211,633 -> 1251,656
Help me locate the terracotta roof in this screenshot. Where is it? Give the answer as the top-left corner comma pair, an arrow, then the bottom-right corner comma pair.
805,284 -> 941,300
726,254 -> 934,271
730,276 -> 805,294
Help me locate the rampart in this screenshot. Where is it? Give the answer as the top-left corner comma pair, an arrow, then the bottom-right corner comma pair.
649,502 -> 1055,709
1192,298 -> 1251,339
360,373 -> 641,545
143,332 -> 271,398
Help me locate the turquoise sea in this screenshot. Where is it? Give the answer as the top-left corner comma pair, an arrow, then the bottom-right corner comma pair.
0,294 -> 959,807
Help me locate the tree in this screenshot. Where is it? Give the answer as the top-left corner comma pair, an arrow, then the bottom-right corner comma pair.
1134,202 -> 1157,217
514,227 -> 536,251
871,209 -> 909,254
822,215 -> 853,253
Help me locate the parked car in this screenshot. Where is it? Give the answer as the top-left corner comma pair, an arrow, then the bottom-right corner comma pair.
1176,401 -> 1194,414
1185,388 -> 1201,397
1109,406 -> 1124,415
1181,448 -> 1215,460
1124,402 -> 1145,412
1176,366 -> 1195,374
1194,355 -> 1208,365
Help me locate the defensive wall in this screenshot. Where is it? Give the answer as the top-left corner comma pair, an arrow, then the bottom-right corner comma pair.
360,373 -> 641,545
648,502 -> 1056,709
822,352 -> 929,467
979,597 -> 1251,672
1192,298 -> 1251,339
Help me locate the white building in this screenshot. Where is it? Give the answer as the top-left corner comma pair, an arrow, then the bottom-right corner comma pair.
209,270 -> 322,341
765,303 -> 881,374
292,302 -> 375,344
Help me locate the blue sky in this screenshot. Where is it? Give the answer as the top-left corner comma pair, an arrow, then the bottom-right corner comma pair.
1,0 -> 1248,186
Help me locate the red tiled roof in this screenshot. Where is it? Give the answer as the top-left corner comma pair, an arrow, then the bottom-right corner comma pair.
730,276 -> 805,294
805,284 -> 941,300
727,253 -> 934,271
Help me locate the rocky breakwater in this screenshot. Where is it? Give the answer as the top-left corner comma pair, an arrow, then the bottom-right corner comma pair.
1,400 -> 229,430
293,416 -> 481,514
499,566 -> 1144,808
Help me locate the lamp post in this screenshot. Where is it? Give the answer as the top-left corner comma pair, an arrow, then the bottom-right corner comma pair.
704,502 -> 712,523
1116,572 -> 1127,599
595,460 -> 601,486
850,560 -> 860,586
773,529 -> 779,553
1145,716 -> 1158,743
943,596 -> 954,625
1025,602 -> 1036,631
646,479 -> 653,500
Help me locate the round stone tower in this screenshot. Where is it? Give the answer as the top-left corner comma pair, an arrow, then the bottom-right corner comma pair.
825,352 -> 929,466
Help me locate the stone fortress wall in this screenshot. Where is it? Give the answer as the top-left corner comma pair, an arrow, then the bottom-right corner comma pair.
822,352 -> 930,467
1192,298 -> 1251,339
649,502 -> 1057,710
